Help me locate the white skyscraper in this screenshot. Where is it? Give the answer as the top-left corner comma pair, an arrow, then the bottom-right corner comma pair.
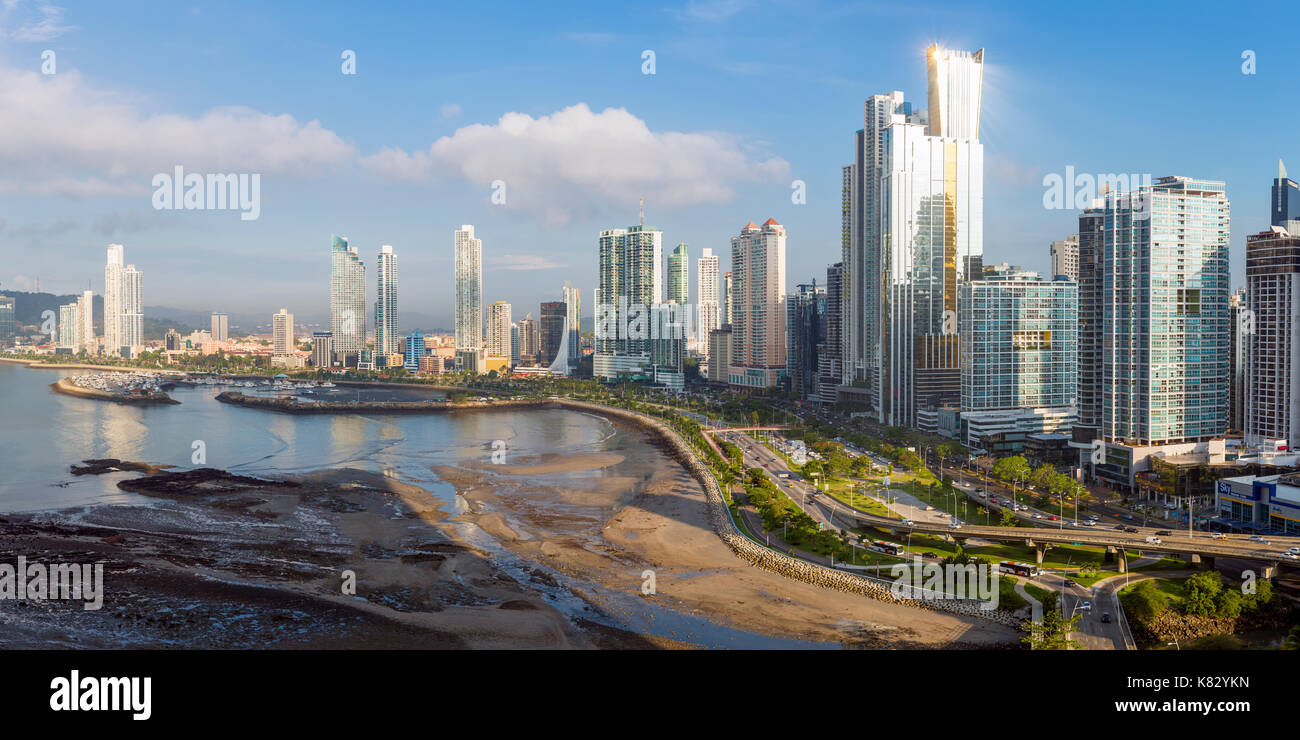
697,247 -> 720,359
843,44 -> 985,430
78,290 -> 94,354
562,280 -> 581,363
210,312 -> 229,342
273,308 -> 294,355
121,264 -> 143,354
58,302 -> 79,349
728,219 -> 787,389
103,244 -> 125,355
594,219 -> 662,379
454,225 -> 483,351
330,235 -> 366,359
374,245 -> 399,356
486,300 -> 512,359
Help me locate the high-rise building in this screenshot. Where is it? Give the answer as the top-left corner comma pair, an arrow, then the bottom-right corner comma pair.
273,308 -> 294,355
1245,224 -> 1300,447
210,312 -> 228,342
0,294 -> 14,345
1229,288 -> 1247,433
539,301 -> 566,367
1049,235 -> 1080,281
728,219 -> 787,388
667,243 -> 689,305
722,271 -> 733,325
708,326 -> 733,383
1074,203 -> 1106,435
519,313 -> 539,364
454,225 -> 483,351
103,244 -> 125,356
78,290 -> 94,354
594,217 -> 662,379
1272,159 -> 1299,227
958,268 -> 1077,454
1087,177 -> 1230,492
330,235 -> 366,359
404,332 -> 425,373
311,331 -> 333,368
786,282 -> 826,399
818,263 -> 844,404
510,322 -> 521,366
58,301 -> 79,349
121,264 -> 143,354
374,245 -> 399,356
843,46 -> 985,431
562,280 -> 581,364
486,300 -> 512,359
697,247 -> 720,360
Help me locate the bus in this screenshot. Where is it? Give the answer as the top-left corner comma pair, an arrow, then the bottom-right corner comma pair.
998,561 -> 1038,577
868,540 -> 906,557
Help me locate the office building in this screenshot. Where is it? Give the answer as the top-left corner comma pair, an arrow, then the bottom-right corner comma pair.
121,263 -> 143,356
708,326 -> 733,383
58,301 -> 79,349
486,300 -> 512,360
0,295 -> 13,345
103,244 -> 124,355
272,308 -> 294,355
842,45 -> 985,431
404,332 -> 425,372
594,216 -> 662,379
958,267 -> 1078,454
722,271 -> 733,325
210,312 -> 228,342
330,235 -> 366,360
667,243 -> 689,305
1229,288 -> 1247,433
1245,222 -> 1300,448
786,281 -> 826,399
728,218 -> 787,389
539,301 -> 566,367
519,313 -> 539,365
1049,234 -> 1080,281
819,262 -> 844,404
1273,159 -> 1299,227
454,225 -> 483,351
697,247 -> 721,360
78,290 -> 94,354
311,331 -> 333,368
562,280 -> 581,364
375,245 -> 399,356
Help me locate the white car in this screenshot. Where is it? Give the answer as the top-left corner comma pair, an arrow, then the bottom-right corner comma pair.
1033,513 -> 1043,519
1290,547 -> 1300,555
1077,600 -> 1092,611
1278,552 -> 1298,560
1082,520 -> 1097,526
1212,533 -> 1229,541
901,519 -> 915,527
1087,514 -> 1100,521
948,521 -> 963,530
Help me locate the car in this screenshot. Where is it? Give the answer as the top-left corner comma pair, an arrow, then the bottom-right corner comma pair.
1083,520 -> 1097,526
948,521 -> 963,530
1290,547 -> 1300,555
1063,579 -> 1078,588
1121,514 -> 1135,521
1087,514 -> 1100,521
1277,552 -> 1298,560
1125,527 -> 1139,533
1248,535 -> 1266,542
1050,515 -> 1059,521
1033,513 -> 1043,519
1101,612 -> 1112,623
1145,536 -> 1162,544
1212,533 -> 1228,540
901,519 -> 915,526
923,505 -> 935,511
1114,524 -> 1126,530
1155,530 -> 1172,536
1077,600 -> 1092,611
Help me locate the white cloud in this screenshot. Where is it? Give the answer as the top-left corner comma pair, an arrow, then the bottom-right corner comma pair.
365,103 -> 788,223
1,1 -> 76,42
359,146 -> 432,183
0,65 -> 356,196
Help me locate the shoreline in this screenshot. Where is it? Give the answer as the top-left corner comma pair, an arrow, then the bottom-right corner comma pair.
214,390 -> 528,415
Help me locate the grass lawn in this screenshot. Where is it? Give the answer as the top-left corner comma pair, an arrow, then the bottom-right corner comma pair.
1025,582 -> 1060,612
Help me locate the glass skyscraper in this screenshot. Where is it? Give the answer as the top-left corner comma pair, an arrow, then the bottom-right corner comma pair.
667,242 -> 689,305
330,235 -> 366,359
454,226 -> 483,352
374,245 -> 399,356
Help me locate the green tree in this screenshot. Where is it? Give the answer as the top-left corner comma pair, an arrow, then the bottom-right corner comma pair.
1021,609 -> 1083,650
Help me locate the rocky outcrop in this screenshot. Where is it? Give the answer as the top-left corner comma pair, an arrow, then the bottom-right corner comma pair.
558,400 -> 1021,627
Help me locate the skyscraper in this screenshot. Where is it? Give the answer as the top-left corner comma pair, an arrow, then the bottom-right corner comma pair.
1245,224 -> 1300,447
959,268 -> 1077,454
58,301 -> 79,349
486,300 -> 512,359
697,247 -> 720,360
1087,177 -> 1230,492
722,271 -> 733,325
519,313 -> 539,364
121,264 -> 143,354
103,244 -> 125,355
667,243 -> 689,305
0,295 -> 13,345
786,281 -> 826,399
728,219 -> 787,388
562,280 -> 581,364
594,217 -> 662,379
1049,235 -> 1080,281
311,331 -> 333,368
330,235 -> 366,360
210,312 -> 229,342
1229,288 -> 1247,434
404,332 -> 425,373
454,225 -> 483,352
1272,159 -> 1299,227
78,290 -> 94,354
272,309 -> 294,355
540,301 -> 566,367
374,245 -> 399,356
818,262 -> 844,404
844,46 -> 985,431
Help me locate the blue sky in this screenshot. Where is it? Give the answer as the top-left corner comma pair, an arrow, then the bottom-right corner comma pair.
0,0 -> 1289,327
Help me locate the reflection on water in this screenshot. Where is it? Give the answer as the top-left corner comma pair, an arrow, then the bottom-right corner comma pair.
0,363 -> 615,513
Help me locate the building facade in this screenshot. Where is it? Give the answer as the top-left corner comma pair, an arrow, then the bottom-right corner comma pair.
728,219 -> 787,389
210,312 -> 228,342
330,235 -> 366,360
374,245 -> 399,356
667,243 -> 689,305
786,282 -> 826,400
454,225 -> 483,351
1049,234 -> 1079,281
697,247 -> 721,361
1245,224 -> 1300,448
539,301 -> 566,367
594,220 -> 662,379
486,300 -> 512,360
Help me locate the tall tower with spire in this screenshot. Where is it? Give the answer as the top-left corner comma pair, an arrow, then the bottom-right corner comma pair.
1273,159 -> 1299,227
